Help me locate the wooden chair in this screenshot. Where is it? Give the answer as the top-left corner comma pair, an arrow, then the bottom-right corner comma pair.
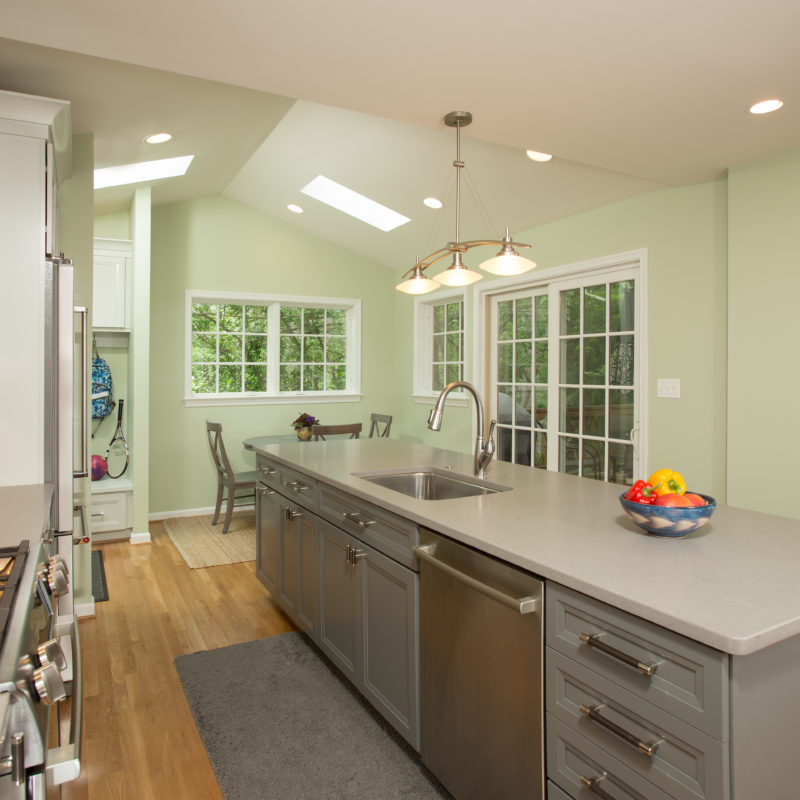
311,423 -> 362,441
206,421 -> 257,533
368,413 -> 392,438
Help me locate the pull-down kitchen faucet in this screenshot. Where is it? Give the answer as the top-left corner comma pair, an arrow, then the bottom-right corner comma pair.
428,381 -> 496,478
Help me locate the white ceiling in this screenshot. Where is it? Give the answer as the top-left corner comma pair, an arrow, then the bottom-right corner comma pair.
1,0 -> 797,273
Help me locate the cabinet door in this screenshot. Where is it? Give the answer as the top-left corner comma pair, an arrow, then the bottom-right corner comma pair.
280,501 -> 318,639
93,253 -> 129,329
280,502 -> 300,618
318,520 -> 359,683
360,545 -> 419,749
256,486 -> 281,595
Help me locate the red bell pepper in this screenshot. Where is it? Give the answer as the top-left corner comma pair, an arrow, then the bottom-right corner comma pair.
624,480 -> 658,505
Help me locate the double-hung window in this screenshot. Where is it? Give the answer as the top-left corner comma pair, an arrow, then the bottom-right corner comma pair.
413,291 -> 466,400
186,291 -> 361,405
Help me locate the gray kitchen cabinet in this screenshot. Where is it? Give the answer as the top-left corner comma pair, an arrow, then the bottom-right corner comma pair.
318,517 -> 420,749
279,498 -> 318,638
256,484 -> 281,595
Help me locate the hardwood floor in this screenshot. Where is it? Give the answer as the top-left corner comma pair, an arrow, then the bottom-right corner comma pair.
62,519 -> 294,800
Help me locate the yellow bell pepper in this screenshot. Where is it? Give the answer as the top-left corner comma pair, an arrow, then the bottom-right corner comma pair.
647,468 -> 687,496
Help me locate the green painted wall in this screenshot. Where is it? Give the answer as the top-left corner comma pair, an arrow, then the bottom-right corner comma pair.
148,195 -> 397,514
94,211 -> 130,239
728,147 -> 800,517
393,179 -> 729,501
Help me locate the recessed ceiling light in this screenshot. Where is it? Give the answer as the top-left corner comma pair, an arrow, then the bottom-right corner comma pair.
526,149 -> 553,162
300,175 -> 410,232
287,204 -> 304,214
749,99 -> 784,115
94,155 -> 194,189
423,197 -> 443,209
144,132 -> 172,144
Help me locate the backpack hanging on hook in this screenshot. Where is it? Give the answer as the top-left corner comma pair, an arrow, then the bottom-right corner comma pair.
91,337 -> 115,423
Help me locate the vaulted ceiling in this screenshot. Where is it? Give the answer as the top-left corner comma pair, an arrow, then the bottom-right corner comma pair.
1,0 -> 797,272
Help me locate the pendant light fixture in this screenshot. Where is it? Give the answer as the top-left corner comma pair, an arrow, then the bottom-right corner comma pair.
395,111 -> 536,295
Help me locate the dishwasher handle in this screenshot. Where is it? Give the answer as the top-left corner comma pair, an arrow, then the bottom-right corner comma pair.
414,544 -> 540,615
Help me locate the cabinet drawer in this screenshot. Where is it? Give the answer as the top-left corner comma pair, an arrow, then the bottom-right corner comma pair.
256,456 -> 280,491
547,714 -> 673,800
546,780 -> 572,800
276,463 -> 317,512
547,648 -> 728,800
317,482 -> 419,569
546,583 -> 728,739
90,491 -> 131,533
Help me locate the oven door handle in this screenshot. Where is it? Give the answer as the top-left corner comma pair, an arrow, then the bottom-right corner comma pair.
45,615 -> 82,786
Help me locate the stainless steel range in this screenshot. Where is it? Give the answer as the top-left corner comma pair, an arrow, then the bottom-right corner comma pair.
0,517 -> 81,800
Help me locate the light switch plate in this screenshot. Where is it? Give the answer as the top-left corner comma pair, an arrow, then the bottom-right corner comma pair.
657,378 -> 681,398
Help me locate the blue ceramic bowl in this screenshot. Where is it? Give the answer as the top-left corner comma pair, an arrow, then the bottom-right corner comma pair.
618,491 -> 717,537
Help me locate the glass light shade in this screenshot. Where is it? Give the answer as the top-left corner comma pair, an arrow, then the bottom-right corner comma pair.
396,275 -> 440,294
435,264 -> 483,286
480,252 -> 537,276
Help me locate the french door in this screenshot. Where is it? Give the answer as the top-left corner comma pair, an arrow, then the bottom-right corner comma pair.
488,266 -> 640,485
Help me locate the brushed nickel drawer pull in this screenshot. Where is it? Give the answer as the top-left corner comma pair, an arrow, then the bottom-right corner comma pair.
579,704 -> 661,757
342,511 -> 375,528
580,773 -> 615,800
579,632 -> 659,676
284,480 -> 308,492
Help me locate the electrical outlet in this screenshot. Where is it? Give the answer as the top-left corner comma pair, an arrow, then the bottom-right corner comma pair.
657,378 -> 681,398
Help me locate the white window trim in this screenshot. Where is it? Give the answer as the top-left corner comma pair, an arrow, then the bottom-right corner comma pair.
412,289 -> 468,406
472,248 -> 648,471
184,289 -> 362,407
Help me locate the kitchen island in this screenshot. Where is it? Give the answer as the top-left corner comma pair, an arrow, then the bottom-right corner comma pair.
252,438 -> 800,799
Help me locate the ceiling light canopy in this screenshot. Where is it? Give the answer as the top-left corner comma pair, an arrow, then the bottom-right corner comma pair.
301,174 -> 410,232
144,132 -> 172,144
94,154 -> 194,189
749,99 -> 784,115
395,111 -> 536,295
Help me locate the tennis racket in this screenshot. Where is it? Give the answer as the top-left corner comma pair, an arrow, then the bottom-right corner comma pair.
105,399 -> 129,479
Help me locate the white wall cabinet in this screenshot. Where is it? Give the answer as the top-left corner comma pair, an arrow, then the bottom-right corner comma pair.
93,239 -> 131,330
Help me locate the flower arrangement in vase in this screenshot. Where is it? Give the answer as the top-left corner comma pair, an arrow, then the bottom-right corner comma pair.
291,412 -> 319,440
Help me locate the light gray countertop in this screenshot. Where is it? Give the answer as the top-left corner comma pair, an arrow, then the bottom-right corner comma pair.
252,438 -> 800,657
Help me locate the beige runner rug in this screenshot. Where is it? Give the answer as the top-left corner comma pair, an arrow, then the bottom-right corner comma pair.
163,510 -> 256,569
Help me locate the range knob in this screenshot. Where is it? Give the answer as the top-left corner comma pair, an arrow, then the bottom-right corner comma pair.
48,554 -> 68,577
37,639 -> 66,670
46,564 -> 68,597
33,662 -> 66,706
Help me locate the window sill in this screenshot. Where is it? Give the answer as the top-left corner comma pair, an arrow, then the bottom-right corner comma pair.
185,393 -> 362,408
413,393 -> 467,406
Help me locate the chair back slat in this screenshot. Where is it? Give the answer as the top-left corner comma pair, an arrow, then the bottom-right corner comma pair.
368,413 -> 393,438
206,421 -> 233,479
311,423 -> 362,441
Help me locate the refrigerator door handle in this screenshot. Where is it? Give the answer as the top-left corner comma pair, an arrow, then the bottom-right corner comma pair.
73,307 -> 88,479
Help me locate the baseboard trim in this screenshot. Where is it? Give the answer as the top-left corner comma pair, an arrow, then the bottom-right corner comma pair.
130,530 -> 152,544
149,504 -> 255,522
76,598 -> 96,619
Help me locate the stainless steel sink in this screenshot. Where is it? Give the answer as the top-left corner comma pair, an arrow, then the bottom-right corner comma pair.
357,469 -> 511,500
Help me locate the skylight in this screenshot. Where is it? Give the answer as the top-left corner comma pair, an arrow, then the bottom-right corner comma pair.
94,155 -> 194,189
300,175 -> 410,232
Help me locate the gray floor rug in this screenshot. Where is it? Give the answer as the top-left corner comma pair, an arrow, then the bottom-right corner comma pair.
91,550 -> 108,602
174,631 -> 451,800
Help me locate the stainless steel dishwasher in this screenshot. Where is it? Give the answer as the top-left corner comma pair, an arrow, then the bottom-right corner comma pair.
414,529 -> 544,800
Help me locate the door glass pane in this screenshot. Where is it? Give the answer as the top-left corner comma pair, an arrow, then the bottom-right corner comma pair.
497,426 -> 512,462
559,436 -> 579,475
560,388 -> 579,434
583,285 -> 606,334
583,337 -> 605,385
433,304 -> 445,333
609,442 -> 633,485
497,300 -> 513,340
610,280 -> 635,332
609,389 -> 634,440
583,388 -> 605,437
497,388 -> 513,425
533,432 -> 547,469
609,334 -> 634,386
515,342 -> 532,383
515,297 -> 532,338
515,387 -> 532,427
535,296 -> 548,337
535,341 -> 548,383
560,339 -> 580,384
583,440 -> 605,481
515,430 -> 532,466
534,387 -> 548,429
561,289 -> 580,335
497,342 -> 513,382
